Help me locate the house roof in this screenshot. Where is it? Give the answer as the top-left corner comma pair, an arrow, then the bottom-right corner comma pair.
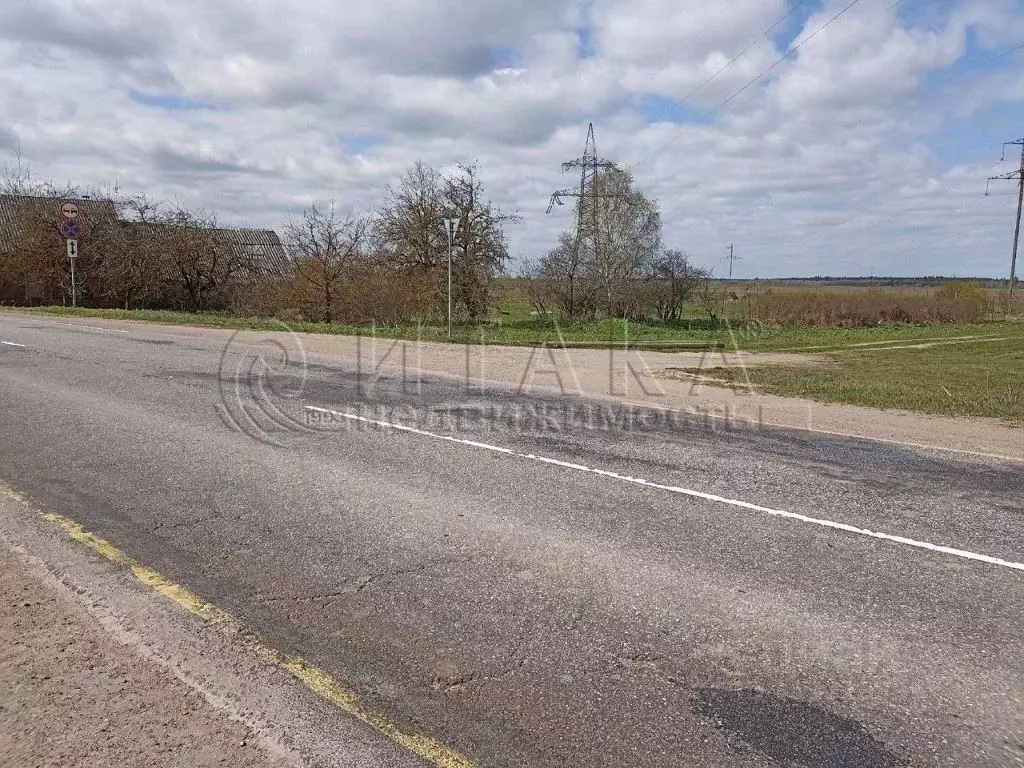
119,221 -> 292,278
0,194 -> 290,278
0,194 -> 118,253
218,227 -> 292,277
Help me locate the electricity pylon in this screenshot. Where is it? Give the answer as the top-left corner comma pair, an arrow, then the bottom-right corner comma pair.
987,137 -> 1024,310
546,123 -> 621,287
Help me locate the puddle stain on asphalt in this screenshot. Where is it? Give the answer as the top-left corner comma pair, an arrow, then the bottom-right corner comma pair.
694,688 -> 906,768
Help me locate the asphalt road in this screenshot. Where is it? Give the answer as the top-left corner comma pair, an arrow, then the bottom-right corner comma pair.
0,313 -> 1021,768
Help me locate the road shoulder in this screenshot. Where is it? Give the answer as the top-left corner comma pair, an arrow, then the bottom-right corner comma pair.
0,540 -> 295,768
0,489 -> 424,768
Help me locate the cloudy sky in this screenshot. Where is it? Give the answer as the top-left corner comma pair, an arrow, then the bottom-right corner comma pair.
2,0 -> 1023,278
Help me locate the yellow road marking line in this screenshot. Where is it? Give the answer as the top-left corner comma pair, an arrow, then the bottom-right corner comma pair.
0,483 -> 476,768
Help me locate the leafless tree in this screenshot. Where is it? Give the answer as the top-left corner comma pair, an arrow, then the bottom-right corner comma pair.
533,167 -> 661,320
649,248 -> 707,321
373,161 -> 518,322
160,206 -> 241,311
373,161 -> 447,273
534,232 -> 597,319
443,162 -> 520,322
99,193 -> 177,309
286,202 -> 369,323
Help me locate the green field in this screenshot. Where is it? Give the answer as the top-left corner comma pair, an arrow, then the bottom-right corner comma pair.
689,325 -> 1024,423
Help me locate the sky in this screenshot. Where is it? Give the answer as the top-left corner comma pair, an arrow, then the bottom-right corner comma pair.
1,0 -> 1023,278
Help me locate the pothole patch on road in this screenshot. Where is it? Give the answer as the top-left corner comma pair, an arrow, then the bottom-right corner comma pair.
693,688 -> 907,768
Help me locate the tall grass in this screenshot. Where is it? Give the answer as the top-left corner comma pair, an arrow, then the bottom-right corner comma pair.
739,282 -> 991,327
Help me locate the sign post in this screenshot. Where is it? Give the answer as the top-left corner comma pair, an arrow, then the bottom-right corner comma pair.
61,202 -> 80,308
67,240 -> 77,308
441,218 -> 460,339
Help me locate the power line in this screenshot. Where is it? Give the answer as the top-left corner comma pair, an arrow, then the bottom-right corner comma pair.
614,0 -> 1024,279
987,137 -> 1024,309
676,1 -> 810,106
633,0 -> 866,170
628,12 -> 1024,267
727,40 -> 1024,258
711,0 -> 864,114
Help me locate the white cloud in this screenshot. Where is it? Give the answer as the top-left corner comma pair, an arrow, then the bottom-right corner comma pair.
0,0 -> 1022,277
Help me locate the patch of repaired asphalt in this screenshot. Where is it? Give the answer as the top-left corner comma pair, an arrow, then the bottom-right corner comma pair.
694,688 -> 907,768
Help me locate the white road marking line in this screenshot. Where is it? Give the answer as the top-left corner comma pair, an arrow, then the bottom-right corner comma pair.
0,317 -> 131,334
47,321 -> 131,333
620,400 -> 1024,464
305,405 -> 1024,574
1,341 -> 26,348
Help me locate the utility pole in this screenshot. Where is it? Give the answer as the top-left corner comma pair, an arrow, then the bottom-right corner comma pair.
727,243 -> 741,279
441,218 -> 460,339
987,137 -> 1024,311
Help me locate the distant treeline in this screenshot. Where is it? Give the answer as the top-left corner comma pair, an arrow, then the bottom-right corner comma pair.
732,276 -> 1015,287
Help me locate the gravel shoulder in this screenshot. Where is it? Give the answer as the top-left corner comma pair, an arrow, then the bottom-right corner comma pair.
0,542 -> 292,768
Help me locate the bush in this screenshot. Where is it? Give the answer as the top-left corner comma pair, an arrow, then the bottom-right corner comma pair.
233,267 -> 435,325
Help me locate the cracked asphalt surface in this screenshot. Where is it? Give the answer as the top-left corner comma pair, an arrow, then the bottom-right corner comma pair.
0,314 -> 1022,767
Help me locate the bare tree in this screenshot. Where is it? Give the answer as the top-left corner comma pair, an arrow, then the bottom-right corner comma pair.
443,162 -> 520,322
537,166 -> 661,320
535,231 -> 596,319
649,248 -> 706,321
374,161 -> 518,322
286,203 -> 369,323
373,161 -> 447,273
160,207 -> 242,311
100,193 -> 177,309
1,149 -> 35,196
590,168 -> 661,316
0,159 -> 87,305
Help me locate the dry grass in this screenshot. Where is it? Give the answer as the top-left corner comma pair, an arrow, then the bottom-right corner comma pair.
736,282 -> 992,327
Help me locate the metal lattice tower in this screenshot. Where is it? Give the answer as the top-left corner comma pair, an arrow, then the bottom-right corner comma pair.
546,123 -> 620,273
727,243 -> 742,279
987,137 -> 1024,309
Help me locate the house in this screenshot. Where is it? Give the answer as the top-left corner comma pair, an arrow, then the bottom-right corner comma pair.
0,193 -> 292,306
217,227 -> 292,280
0,194 -> 121,304
0,194 -> 119,254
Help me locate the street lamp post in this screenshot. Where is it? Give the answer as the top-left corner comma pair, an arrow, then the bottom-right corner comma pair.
441,218 -> 460,339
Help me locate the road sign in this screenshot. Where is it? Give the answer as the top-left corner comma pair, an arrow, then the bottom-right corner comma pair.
66,239 -> 78,259
60,219 -> 81,238
61,202 -> 79,220
441,218 -> 461,241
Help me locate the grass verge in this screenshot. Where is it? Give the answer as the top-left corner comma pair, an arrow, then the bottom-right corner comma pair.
5,306 -> 1020,351
686,328 -> 1024,422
